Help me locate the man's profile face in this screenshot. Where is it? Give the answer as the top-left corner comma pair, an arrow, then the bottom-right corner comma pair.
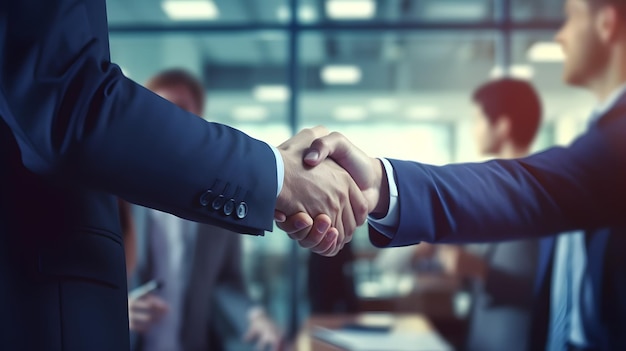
154,84 -> 202,116
555,0 -> 609,87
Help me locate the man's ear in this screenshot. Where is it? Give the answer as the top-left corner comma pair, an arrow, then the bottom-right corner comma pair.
596,5 -> 620,43
494,115 -> 512,140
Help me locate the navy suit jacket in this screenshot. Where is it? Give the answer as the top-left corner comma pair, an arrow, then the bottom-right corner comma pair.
0,1 -> 277,350
370,95 -> 626,350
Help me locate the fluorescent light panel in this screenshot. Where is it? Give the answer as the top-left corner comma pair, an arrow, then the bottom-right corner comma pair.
232,106 -> 269,122
334,106 -> 368,121
162,0 -> 219,20
490,65 -> 534,80
511,65 -> 534,79
326,0 -> 376,20
321,65 -> 362,85
527,42 -> 565,62
405,106 -> 440,120
253,85 -> 290,102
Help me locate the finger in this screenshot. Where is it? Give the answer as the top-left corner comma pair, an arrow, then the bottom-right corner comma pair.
129,300 -> 154,313
335,177 -> 360,248
329,227 -> 349,257
349,179 -> 369,228
274,210 -> 287,223
310,229 -> 338,254
297,218 -> 331,249
316,228 -> 340,256
129,320 -> 150,333
151,297 -> 170,313
277,212 -> 313,239
130,311 -> 153,323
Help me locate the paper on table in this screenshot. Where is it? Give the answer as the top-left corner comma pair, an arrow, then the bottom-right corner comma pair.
312,327 -> 453,351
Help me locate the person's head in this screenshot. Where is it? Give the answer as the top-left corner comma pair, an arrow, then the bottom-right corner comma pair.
472,78 -> 542,155
555,0 -> 626,88
145,69 -> 205,116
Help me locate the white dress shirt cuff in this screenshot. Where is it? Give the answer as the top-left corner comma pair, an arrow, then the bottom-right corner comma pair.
368,158 -> 399,238
269,144 -> 284,197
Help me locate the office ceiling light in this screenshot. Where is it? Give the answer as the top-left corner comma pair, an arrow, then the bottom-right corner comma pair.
489,64 -> 534,80
326,0 -> 376,20
333,106 -> 368,121
321,65 -> 362,85
232,106 -> 269,122
253,85 -> 290,102
511,64 -> 534,79
527,42 -> 565,62
405,106 -> 440,120
162,0 -> 219,21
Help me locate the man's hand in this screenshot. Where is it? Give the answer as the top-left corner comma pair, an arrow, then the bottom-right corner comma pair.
303,131 -> 389,216
244,308 -> 284,351
128,294 -> 169,333
275,212 -> 342,256
276,127 -> 369,256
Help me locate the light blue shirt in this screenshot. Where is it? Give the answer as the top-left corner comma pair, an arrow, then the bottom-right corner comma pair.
550,231 -> 589,348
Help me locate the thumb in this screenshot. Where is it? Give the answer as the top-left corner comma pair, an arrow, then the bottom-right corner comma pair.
303,132 -> 351,167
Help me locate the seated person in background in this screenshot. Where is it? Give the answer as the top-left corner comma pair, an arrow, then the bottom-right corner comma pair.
376,78 -> 542,351
127,69 -> 283,351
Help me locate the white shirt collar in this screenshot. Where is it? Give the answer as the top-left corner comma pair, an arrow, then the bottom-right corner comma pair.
594,83 -> 626,118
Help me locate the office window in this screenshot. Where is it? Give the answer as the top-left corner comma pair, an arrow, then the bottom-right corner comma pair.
511,0 -> 564,21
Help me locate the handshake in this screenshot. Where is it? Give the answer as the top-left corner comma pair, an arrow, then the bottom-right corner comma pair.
274,126 -> 390,257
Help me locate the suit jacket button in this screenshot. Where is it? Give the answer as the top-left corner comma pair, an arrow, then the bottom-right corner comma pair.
224,199 -> 236,216
199,190 -> 212,207
212,195 -> 225,210
236,202 -> 248,219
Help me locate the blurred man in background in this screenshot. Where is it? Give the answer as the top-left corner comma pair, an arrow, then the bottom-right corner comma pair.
438,78 -> 541,351
375,78 -> 542,351
128,69 -> 283,351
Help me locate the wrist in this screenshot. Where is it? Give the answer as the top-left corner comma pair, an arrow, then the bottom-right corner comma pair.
370,158 -> 389,216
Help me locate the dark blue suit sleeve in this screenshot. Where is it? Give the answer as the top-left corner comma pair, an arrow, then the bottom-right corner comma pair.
369,112 -> 626,247
0,0 -> 277,234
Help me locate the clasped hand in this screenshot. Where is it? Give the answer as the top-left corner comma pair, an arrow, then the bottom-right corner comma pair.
275,126 -> 388,257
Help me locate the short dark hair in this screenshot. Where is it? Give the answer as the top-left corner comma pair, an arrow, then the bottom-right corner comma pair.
472,78 -> 542,148
586,0 -> 626,15
145,68 -> 206,113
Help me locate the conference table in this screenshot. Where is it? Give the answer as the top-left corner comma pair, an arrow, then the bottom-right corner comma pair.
295,313 -> 444,351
